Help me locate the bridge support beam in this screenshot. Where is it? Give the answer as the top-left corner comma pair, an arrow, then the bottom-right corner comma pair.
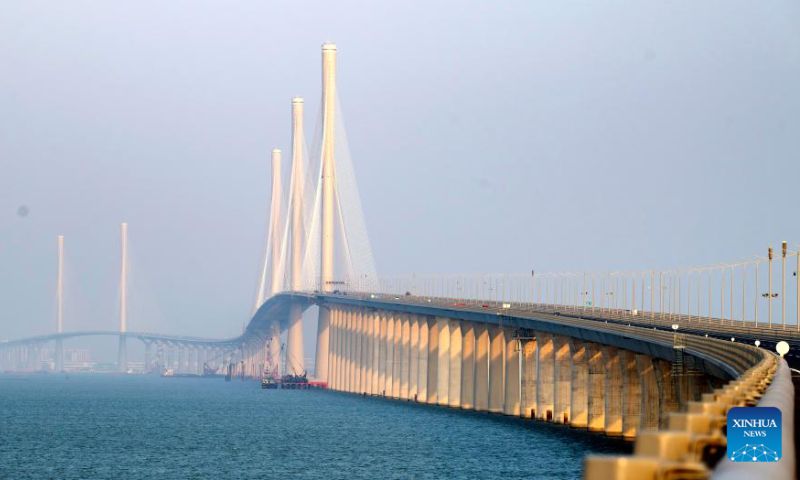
347,309 -> 356,392
448,319 -> 462,408
391,314 -> 402,398
417,316 -> 429,402
353,310 -> 363,393
521,338 -> 537,418
286,305 -> 304,376
656,360 -> 680,428
604,346 -> 623,436
621,350 -> 641,439
473,324 -> 489,412
460,322 -> 475,409
378,312 -> 388,395
435,317 -> 449,405
488,327 -> 505,413
636,354 -> 660,430
55,338 -> 64,372
118,335 -> 127,373
426,317 -> 439,404
400,315 -> 411,399
554,335 -> 571,424
503,331 -> 520,416
569,339 -> 588,428
536,332 -> 554,421
587,343 -> 605,432
371,312 -> 381,395
408,316 -> 420,400
315,307 -> 331,382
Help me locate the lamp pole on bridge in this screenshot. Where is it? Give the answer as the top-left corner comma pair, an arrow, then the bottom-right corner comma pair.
768,247 -> 773,328
782,241 -> 787,329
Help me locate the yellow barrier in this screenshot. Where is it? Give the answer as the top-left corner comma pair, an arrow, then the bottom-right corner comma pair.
585,351 -> 782,480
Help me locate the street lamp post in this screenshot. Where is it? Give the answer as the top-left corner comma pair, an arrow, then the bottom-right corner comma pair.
755,259 -> 760,326
769,247 -> 774,328
782,241 -> 787,329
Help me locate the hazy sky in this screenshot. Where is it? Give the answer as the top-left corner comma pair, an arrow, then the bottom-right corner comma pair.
1,1 -> 799,345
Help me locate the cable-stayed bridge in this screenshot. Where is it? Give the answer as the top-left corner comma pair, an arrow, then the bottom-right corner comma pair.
1,43 -> 796,480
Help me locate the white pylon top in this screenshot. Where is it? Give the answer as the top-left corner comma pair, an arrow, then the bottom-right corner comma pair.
272,148 -> 281,154
292,97 -> 304,104
322,43 -> 337,51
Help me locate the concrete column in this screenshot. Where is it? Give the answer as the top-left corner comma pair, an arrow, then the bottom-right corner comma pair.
655,359 -> 680,428
436,317 -> 450,406
426,317 -> 439,405
118,336 -> 128,373
177,347 -> 185,374
189,348 -> 197,374
196,345 -> 203,375
391,314 -> 402,398
352,309 -> 361,393
503,331 -> 520,416
286,306 -> 304,376
370,312 -> 380,395
378,312 -> 388,395
335,308 -> 345,391
55,339 -> 64,372
569,339 -> 588,428
448,319 -> 462,408
604,346 -> 623,436
315,307 -> 330,382
473,324 -> 490,412
329,308 -> 340,390
554,335 -> 571,424
400,315 -> 411,399
334,310 -> 343,390
316,44 -> 336,384
385,314 -> 395,396
409,316 -> 420,400
326,309 -> 335,388
417,317 -> 429,402
621,350 -> 641,439
354,310 -> 364,393
488,327 -> 505,413
345,309 -> 354,392
362,310 -> 372,394
635,354 -> 660,431
460,322 -> 476,409
347,309 -> 356,392
339,308 -> 348,388
521,338 -> 537,418
587,342 -> 605,432
535,332 -> 554,421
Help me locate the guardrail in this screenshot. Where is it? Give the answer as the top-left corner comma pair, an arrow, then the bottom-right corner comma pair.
583,353 -> 793,479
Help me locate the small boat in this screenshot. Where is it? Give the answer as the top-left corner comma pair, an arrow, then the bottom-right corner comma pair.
261,375 -> 279,389
161,368 -> 174,377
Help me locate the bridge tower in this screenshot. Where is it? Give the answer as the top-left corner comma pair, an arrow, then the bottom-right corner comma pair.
55,235 -> 65,372
285,97 -> 306,375
118,222 -> 128,373
268,148 -> 283,376
315,42 -> 337,382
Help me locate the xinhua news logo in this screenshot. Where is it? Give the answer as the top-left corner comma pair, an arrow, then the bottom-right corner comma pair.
727,406 -> 782,462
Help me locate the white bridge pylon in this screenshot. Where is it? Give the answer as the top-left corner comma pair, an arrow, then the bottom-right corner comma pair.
252,43 -> 378,379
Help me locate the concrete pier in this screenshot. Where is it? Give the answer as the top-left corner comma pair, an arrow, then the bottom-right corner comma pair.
321,304 -> 710,442
488,327 -> 504,413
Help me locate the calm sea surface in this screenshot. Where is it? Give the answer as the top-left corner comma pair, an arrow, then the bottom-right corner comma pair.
0,374 -> 629,479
